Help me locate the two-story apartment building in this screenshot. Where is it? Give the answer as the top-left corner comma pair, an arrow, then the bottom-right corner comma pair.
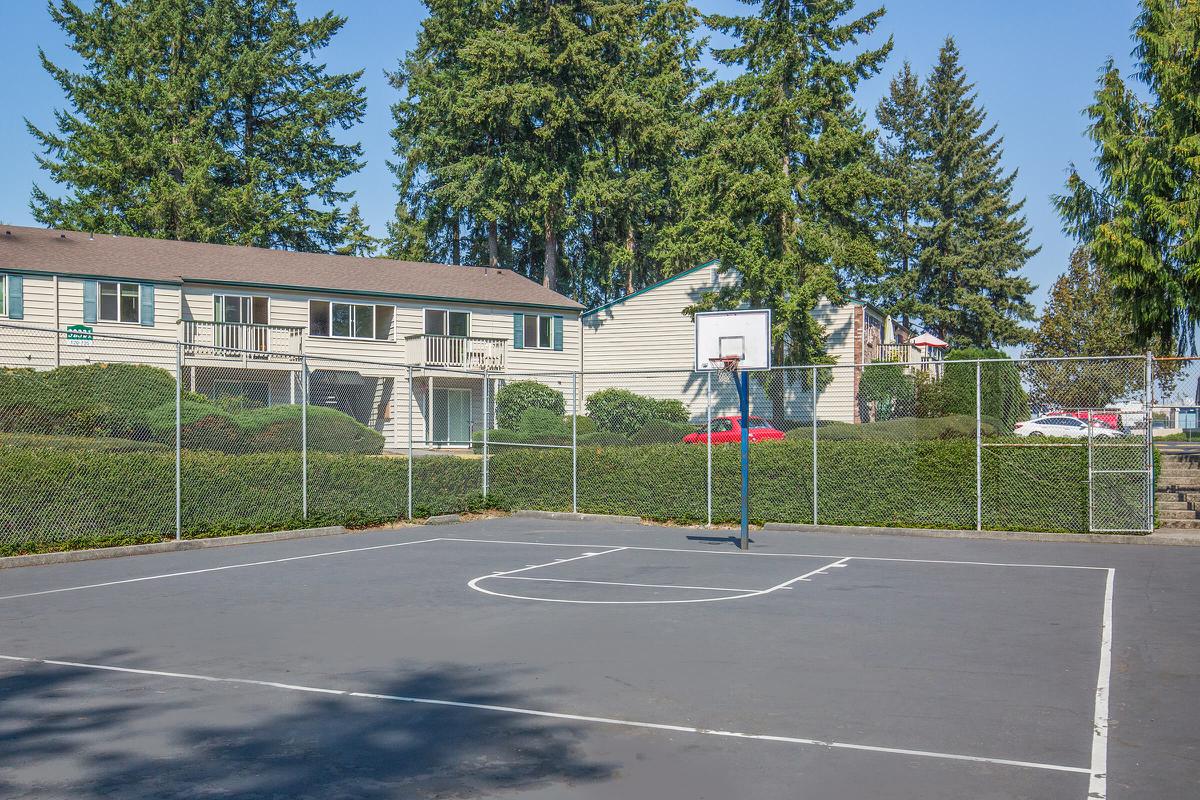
0,225 -> 583,448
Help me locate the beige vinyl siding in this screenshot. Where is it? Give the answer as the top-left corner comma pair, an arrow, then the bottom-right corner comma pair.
0,276 -> 181,372
0,272 -> 58,369
581,263 -> 865,424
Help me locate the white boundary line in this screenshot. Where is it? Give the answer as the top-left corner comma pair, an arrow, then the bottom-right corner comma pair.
0,537 -> 445,602
439,536 -> 1112,571
1088,568 -> 1115,799
468,556 -> 853,605
0,653 -> 1091,776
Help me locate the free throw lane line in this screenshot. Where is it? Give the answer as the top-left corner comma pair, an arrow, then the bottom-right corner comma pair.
0,537 -> 446,602
0,653 -> 1091,776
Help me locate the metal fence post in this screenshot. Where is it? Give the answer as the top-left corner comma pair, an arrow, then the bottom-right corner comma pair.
706,370 -> 712,527
174,342 -> 182,541
482,369 -> 489,499
572,372 -> 579,513
1146,351 -> 1154,531
811,365 -> 818,527
301,357 -> 308,520
975,360 -> 982,531
407,366 -> 414,520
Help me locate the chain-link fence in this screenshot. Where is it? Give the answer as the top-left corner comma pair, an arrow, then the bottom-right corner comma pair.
0,322 -> 1170,555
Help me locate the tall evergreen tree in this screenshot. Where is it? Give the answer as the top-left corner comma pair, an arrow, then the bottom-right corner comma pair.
29,0 -> 366,252
873,61 -> 930,329
679,0 -> 891,365
913,38 -> 1036,346
1054,0 -> 1200,352
573,0 -> 706,302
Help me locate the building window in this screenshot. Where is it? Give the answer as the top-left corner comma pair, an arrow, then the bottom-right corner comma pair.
214,294 -> 269,325
309,300 -> 392,341
99,281 -> 141,323
424,309 -> 470,337
523,313 -> 553,349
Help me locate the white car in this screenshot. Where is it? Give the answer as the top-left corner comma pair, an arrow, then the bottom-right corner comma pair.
1014,415 -> 1120,438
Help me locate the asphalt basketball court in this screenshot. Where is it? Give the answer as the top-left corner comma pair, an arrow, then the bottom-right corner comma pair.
3,517 -> 1198,798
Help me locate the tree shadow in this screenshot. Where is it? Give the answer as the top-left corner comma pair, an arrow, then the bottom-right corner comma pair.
0,654 -> 616,799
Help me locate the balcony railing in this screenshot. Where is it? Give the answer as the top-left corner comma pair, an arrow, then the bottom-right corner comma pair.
180,321 -> 305,361
866,342 -> 913,364
406,334 -> 506,370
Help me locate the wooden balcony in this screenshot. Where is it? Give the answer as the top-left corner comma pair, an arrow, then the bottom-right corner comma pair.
180,320 -> 304,363
405,334 -> 506,370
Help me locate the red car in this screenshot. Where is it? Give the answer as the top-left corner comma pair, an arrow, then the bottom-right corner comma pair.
683,416 -> 787,445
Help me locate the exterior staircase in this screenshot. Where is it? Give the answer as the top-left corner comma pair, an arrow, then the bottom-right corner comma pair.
1155,450 -> 1200,529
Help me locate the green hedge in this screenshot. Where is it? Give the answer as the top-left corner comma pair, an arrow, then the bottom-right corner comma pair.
0,432 -> 1138,557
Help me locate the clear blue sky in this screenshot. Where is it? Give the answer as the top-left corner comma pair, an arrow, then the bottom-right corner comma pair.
0,0 -> 1143,310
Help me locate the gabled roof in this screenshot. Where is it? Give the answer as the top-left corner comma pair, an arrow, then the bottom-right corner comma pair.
0,225 -> 583,312
582,259 -> 721,318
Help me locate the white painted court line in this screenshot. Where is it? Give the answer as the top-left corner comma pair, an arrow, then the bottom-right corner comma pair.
494,576 -> 766,593
0,653 -> 1092,776
439,536 -> 1111,571
468,556 -> 853,605
0,537 -> 446,602
484,547 -> 628,578
1088,568 -> 1115,799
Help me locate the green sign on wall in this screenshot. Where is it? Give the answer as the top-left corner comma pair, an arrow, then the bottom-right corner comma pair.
66,324 -> 93,341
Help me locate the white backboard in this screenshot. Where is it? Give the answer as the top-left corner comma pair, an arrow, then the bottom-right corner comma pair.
694,309 -> 772,371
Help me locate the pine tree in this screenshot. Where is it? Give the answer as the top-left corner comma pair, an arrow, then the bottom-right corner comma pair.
335,204 -> 378,257
1025,247 -> 1182,408
1054,0 -> 1200,352
29,0 -> 366,252
573,0 -> 707,303
914,38 -> 1036,346
680,0 -> 891,365
873,61 -> 931,329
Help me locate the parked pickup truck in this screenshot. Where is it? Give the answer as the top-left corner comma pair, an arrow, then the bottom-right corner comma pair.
682,416 -> 787,445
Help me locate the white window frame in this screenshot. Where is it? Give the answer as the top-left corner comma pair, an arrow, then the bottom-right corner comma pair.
214,294 -> 270,326
423,308 -> 471,338
0,274 -> 6,318
523,313 -> 553,349
308,299 -> 393,342
98,281 -> 141,324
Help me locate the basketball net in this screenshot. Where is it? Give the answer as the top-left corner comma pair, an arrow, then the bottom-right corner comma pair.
710,355 -> 742,373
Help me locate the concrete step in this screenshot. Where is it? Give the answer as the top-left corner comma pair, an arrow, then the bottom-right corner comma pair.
1156,479 -> 1200,489
1157,509 -> 1200,521
1157,500 -> 1195,511
1157,518 -> 1200,530
1156,491 -> 1200,503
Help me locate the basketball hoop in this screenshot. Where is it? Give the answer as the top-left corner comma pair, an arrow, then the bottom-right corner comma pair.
710,355 -> 742,373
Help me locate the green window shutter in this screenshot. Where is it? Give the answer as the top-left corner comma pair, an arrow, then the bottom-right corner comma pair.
513,313 -> 524,349
553,315 -> 563,351
83,280 -> 97,323
140,284 -> 155,326
7,275 -> 23,320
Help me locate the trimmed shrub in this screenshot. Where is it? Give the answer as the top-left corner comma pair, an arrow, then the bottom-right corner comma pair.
239,405 -> 384,454
652,399 -> 690,425
790,415 -> 1001,441
495,381 -> 564,430
577,431 -> 630,447
586,388 -> 691,437
517,407 -> 571,439
568,415 -> 597,435
630,421 -> 697,445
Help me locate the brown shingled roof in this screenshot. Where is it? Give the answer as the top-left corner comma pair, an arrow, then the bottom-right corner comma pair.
0,225 -> 583,312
